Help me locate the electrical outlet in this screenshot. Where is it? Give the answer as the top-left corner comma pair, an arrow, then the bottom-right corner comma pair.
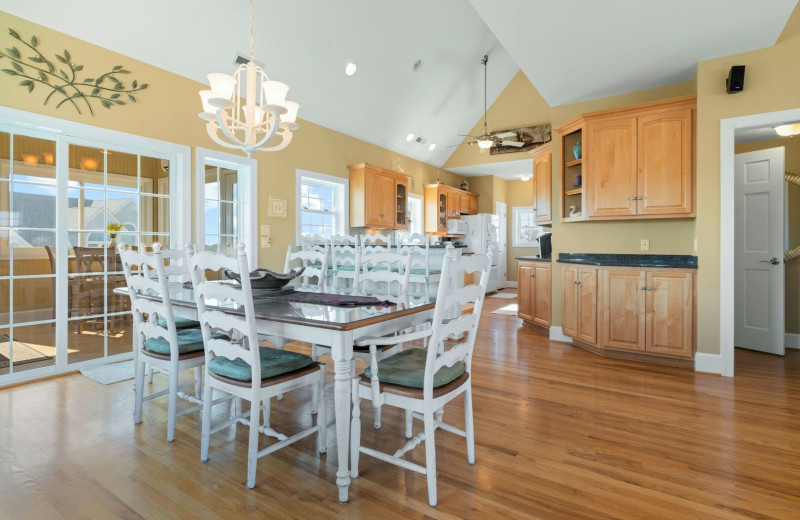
260,224 -> 271,236
640,239 -> 650,251
260,236 -> 271,248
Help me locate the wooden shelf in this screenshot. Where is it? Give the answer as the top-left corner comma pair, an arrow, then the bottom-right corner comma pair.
565,158 -> 583,168
564,188 -> 583,196
561,216 -> 587,223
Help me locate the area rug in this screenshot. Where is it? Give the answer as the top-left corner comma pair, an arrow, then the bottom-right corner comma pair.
490,292 -> 517,299
491,304 -> 519,315
0,335 -> 53,369
80,361 -> 135,385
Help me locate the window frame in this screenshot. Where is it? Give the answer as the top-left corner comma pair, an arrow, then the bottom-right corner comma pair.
296,169 -> 348,242
512,206 -> 542,248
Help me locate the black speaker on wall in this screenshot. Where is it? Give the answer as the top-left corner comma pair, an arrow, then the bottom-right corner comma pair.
726,65 -> 746,94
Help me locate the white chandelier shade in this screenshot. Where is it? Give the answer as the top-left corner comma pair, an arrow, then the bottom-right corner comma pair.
198,0 -> 299,157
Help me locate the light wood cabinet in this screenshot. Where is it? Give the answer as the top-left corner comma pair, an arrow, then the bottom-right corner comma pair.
562,265 -> 597,345
532,143 -> 552,225
645,271 -> 693,357
424,184 -> 479,234
585,116 -> 638,217
602,269 -> 646,351
459,192 -> 478,215
517,260 -> 551,331
348,163 -> 409,229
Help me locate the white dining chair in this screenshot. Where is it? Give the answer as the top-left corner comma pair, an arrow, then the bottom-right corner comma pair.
300,233 -> 328,253
361,232 -> 393,254
330,233 -> 359,292
118,243 -> 207,442
188,243 -> 327,489
399,233 -> 441,301
285,244 -> 329,292
350,247 -> 491,507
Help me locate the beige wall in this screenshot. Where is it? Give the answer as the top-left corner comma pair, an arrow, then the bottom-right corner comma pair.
505,179 -> 538,281
694,3 -> 800,354
444,70 -> 551,169
0,11 -> 461,271
735,138 -> 800,334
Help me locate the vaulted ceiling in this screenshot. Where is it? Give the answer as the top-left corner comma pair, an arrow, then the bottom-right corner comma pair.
3,0 -> 797,168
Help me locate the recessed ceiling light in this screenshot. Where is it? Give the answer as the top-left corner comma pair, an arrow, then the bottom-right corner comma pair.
428,143 -> 436,151
520,175 -> 531,182
406,133 -> 415,142
345,62 -> 357,76
775,123 -> 800,137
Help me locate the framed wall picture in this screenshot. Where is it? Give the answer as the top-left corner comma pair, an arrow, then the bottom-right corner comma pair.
268,195 -> 288,219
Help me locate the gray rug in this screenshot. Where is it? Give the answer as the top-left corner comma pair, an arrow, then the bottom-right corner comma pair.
490,292 -> 517,299
0,335 -> 54,369
80,361 -> 135,384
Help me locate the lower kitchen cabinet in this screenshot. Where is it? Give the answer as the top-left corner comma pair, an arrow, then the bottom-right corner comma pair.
562,265 -> 597,345
517,260 -> 551,332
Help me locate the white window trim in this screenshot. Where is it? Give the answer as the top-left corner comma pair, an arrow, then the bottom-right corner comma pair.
512,206 -> 540,247
195,147 -> 258,269
296,169 -> 348,243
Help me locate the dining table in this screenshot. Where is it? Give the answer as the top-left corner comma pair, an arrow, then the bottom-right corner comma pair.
116,281 -> 436,503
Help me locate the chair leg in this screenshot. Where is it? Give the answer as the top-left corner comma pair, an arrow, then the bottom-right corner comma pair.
194,366 -> 202,398
311,343 -> 319,361
246,398 -> 260,489
405,409 -> 413,439
424,410 -> 438,507
465,384 -> 475,465
167,365 -> 179,442
147,363 -> 154,384
311,381 -> 319,415
373,405 -> 382,430
200,383 -> 213,463
318,365 -> 327,453
350,378 -> 361,479
133,355 -> 145,425
261,398 -> 271,428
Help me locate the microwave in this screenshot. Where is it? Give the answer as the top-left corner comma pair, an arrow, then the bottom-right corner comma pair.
447,218 -> 468,235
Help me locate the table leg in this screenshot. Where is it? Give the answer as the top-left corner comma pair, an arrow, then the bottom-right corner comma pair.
331,332 -> 353,504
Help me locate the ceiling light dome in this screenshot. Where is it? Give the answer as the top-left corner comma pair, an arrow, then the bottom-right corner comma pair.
345,62 -> 357,76
775,123 -> 800,137
520,175 -> 531,181
406,132 -> 415,142
428,143 -> 436,151
477,138 -> 493,149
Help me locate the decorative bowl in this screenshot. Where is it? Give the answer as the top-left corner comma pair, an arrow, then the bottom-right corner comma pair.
224,267 -> 305,290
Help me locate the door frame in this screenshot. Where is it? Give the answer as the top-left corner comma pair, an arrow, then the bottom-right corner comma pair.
720,107 -> 800,377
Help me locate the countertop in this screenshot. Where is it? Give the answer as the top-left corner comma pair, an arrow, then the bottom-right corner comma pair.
516,256 -> 552,263
556,253 -> 697,269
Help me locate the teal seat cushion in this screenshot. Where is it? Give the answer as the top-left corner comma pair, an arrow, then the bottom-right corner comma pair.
144,329 -> 227,355
208,347 -> 313,382
364,348 -> 465,389
336,265 -> 356,272
156,315 -> 200,329
409,268 -> 441,276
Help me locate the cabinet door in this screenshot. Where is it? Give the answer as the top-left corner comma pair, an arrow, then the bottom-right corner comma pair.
562,265 -> 579,337
460,194 -> 470,214
576,267 -> 597,345
646,271 -> 693,357
364,173 -> 385,227
585,116 -> 638,217
447,191 -> 461,219
469,194 -> 479,214
534,150 -> 552,223
602,269 -> 645,351
438,193 -> 447,232
518,263 -> 533,321
532,264 -> 551,327
394,180 -> 408,229
637,108 -> 693,215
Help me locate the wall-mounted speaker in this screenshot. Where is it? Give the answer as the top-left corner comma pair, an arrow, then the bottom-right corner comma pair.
726,65 -> 745,94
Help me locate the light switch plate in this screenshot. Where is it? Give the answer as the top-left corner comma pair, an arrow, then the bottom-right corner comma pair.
260,236 -> 271,248
640,239 -> 650,251
260,225 -> 271,236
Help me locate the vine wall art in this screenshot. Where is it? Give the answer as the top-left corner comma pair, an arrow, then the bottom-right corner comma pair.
0,28 -> 149,116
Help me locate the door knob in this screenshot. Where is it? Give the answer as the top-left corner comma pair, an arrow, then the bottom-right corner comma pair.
759,258 -> 781,265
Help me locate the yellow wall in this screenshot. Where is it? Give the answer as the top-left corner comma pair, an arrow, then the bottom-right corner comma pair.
694,3 -> 800,354
444,70 -> 551,169
735,137 -> 800,334
0,11 -> 462,271
505,179 -> 537,281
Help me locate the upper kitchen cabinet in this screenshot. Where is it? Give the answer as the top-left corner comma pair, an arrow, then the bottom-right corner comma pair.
424,184 -> 479,234
348,163 -> 409,229
558,96 -> 695,222
531,142 -> 552,225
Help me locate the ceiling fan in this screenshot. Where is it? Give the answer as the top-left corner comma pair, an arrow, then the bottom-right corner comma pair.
450,54 -> 524,152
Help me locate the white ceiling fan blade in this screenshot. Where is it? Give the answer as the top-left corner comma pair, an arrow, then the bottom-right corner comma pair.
500,140 -> 525,147
495,131 -> 516,139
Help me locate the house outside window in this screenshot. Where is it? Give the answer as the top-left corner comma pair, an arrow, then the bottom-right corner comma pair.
296,170 -> 347,241
512,206 -> 542,247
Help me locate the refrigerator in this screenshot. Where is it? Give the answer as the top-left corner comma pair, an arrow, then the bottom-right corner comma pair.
462,213 -> 505,292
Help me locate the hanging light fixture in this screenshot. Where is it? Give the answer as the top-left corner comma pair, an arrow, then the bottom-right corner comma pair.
198,0 -> 299,157
475,55 -> 496,150
775,123 -> 800,137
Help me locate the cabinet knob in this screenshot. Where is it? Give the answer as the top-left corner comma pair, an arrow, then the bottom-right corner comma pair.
640,286 -> 646,291
631,196 -> 638,201
530,274 -> 536,278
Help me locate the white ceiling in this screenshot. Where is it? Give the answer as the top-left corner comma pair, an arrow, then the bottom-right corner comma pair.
470,0 -> 798,106
735,121 -> 800,143
3,1 -> 798,168
448,158 -> 533,181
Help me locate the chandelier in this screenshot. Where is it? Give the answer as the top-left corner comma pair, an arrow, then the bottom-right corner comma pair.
198,0 -> 299,157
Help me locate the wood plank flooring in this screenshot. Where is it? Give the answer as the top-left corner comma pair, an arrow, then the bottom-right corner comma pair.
1,291 -> 799,519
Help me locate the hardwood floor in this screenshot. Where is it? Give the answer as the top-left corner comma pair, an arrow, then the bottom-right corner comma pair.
1,291 -> 799,519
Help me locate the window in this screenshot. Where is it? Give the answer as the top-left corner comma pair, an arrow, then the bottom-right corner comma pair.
512,206 -> 542,247
296,170 -> 347,241
195,147 -> 257,268
397,194 -> 423,240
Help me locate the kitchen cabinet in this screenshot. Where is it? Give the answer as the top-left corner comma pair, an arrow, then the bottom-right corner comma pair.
517,260 -> 551,331
348,163 -> 409,229
424,184 -> 479,234
531,143 -> 552,225
585,116 -> 638,217
562,265 -> 597,345
645,270 -> 693,357
601,269 -> 646,351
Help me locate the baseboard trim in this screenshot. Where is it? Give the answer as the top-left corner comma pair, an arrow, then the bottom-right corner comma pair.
506,281 -> 518,288
785,333 -> 800,349
549,326 -> 573,344
694,352 -> 723,374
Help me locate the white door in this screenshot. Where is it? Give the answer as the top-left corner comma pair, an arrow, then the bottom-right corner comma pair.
734,148 -> 785,355
495,201 -> 507,285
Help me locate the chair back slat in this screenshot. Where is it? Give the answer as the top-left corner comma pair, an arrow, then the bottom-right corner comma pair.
361,232 -> 393,254
285,245 -> 329,291
437,313 -> 478,342
301,233 -> 328,253
189,243 -> 263,385
441,284 -> 485,309
354,247 -> 412,300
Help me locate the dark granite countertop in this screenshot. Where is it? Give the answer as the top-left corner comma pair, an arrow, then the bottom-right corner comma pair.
557,253 -> 697,268
516,256 -> 552,263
